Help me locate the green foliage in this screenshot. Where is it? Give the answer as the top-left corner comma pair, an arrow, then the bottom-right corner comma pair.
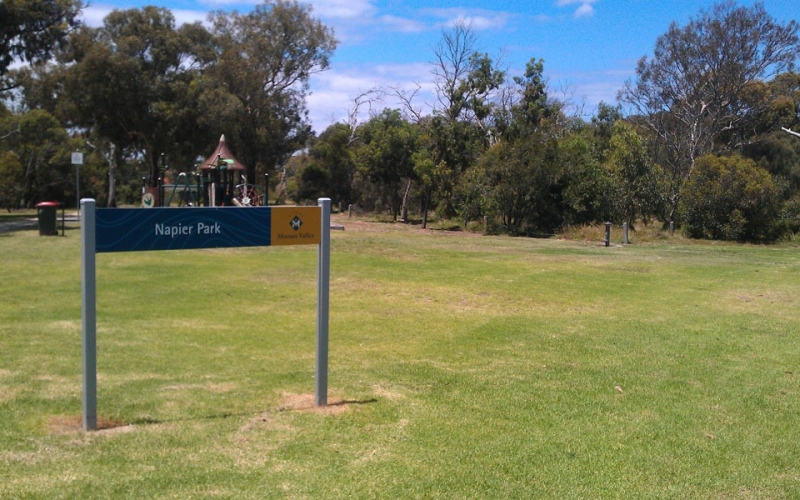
603,121 -> 661,225
3,1 -> 800,243
508,58 -> 550,138
295,162 -> 330,203
779,191 -> 800,235
620,2 -> 800,222
590,101 -> 623,162
59,6 -> 218,198
298,123 -> 355,205
679,154 -> 783,241
355,109 -> 418,220
743,128 -> 800,190
0,151 -> 24,210
557,130 -> 612,225
207,0 -> 337,180
476,137 -> 564,235
0,108 -> 80,207
0,0 -> 82,89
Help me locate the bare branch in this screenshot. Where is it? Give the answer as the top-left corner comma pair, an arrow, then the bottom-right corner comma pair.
390,82 -> 425,124
347,88 -> 384,145
782,127 -> 800,139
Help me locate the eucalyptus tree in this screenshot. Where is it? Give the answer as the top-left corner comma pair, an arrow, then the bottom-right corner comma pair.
424,21 -> 505,217
355,109 -> 419,221
316,122 -> 357,206
0,0 -> 83,91
602,121 -> 661,227
740,73 -> 800,191
206,0 -> 337,181
619,1 -> 800,224
59,7 -> 216,205
0,108 -> 79,207
679,154 -> 781,241
460,57 -> 574,234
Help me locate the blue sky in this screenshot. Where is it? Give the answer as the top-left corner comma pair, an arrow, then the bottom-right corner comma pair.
80,0 -> 798,133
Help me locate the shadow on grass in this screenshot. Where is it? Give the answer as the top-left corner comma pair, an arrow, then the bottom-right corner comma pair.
51,398 -> 379,433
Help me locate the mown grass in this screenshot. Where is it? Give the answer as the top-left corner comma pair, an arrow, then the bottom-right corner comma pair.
2,215 -> 800,498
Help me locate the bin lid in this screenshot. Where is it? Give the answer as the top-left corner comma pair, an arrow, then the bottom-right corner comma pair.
36,202 -> 60,208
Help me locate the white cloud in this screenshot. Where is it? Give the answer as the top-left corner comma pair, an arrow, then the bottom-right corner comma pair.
379,15 -> 426,34
308,0 -> 376,19
423,8 -> 511,31
556,0 -> 598,18
81,6 -> 114,27
171,9 -> 209,25
574,3 -> 595,18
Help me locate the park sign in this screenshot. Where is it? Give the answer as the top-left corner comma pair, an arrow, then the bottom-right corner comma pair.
81,199 -> 331,431
95,206 -> 321,252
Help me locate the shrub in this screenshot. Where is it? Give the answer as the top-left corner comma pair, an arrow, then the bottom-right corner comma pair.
679,154 -> 782,241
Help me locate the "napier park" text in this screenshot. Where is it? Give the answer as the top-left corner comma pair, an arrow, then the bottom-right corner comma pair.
154,222 -> 222,238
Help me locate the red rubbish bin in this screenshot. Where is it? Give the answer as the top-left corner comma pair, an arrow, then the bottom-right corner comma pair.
36,202 -> 60,236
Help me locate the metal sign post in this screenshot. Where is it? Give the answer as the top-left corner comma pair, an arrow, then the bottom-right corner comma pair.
72,152 -> 83,221
80,199 -> 97,430
316,198 -> 331,406
79,199 -> 332,431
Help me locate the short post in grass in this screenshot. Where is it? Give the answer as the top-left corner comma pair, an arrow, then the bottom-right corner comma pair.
316,198 -> 331,406
604,222 -> 611,247
623,222 -> 629,245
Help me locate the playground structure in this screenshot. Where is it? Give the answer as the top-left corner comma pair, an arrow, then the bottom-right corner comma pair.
160,171 -> 265,208
149,134 -> 268,208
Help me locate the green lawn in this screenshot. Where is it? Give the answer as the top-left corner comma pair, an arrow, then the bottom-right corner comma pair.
2,217 -> 800,498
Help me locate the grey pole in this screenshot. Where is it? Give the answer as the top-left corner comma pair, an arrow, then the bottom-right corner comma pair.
81,199 -> 97,431
76,166 -> 80,221
316,198 -> 331,406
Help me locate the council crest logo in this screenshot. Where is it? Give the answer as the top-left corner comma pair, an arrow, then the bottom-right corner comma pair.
290,215 -> 303,230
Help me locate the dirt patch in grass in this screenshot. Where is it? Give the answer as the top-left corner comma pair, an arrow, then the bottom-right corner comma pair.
47,415 -> 133,435
277,392 -> 354,415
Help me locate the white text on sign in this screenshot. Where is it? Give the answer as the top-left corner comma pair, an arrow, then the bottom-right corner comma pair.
154,222 -> 222,238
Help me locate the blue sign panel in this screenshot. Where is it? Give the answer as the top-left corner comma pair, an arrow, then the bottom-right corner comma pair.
95,207 -> 271,253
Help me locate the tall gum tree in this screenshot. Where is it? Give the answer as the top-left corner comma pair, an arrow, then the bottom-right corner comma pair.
207,0 -> 337,182
62,7 -> 215,205
424,21 -> 504,218
0,0 -> 83,92
619,1 -> 800,223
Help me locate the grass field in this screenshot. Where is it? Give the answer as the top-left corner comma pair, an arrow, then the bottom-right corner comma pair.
2,214 -> 800,499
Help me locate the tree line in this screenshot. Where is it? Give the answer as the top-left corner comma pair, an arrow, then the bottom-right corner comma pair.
1,0 -> 335,209
2,0 -> 799,242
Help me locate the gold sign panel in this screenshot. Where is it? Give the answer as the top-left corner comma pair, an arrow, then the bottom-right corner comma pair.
270,206 -> 321,246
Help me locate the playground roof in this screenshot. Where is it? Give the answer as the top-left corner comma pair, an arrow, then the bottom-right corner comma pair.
199,134 -> 246,171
